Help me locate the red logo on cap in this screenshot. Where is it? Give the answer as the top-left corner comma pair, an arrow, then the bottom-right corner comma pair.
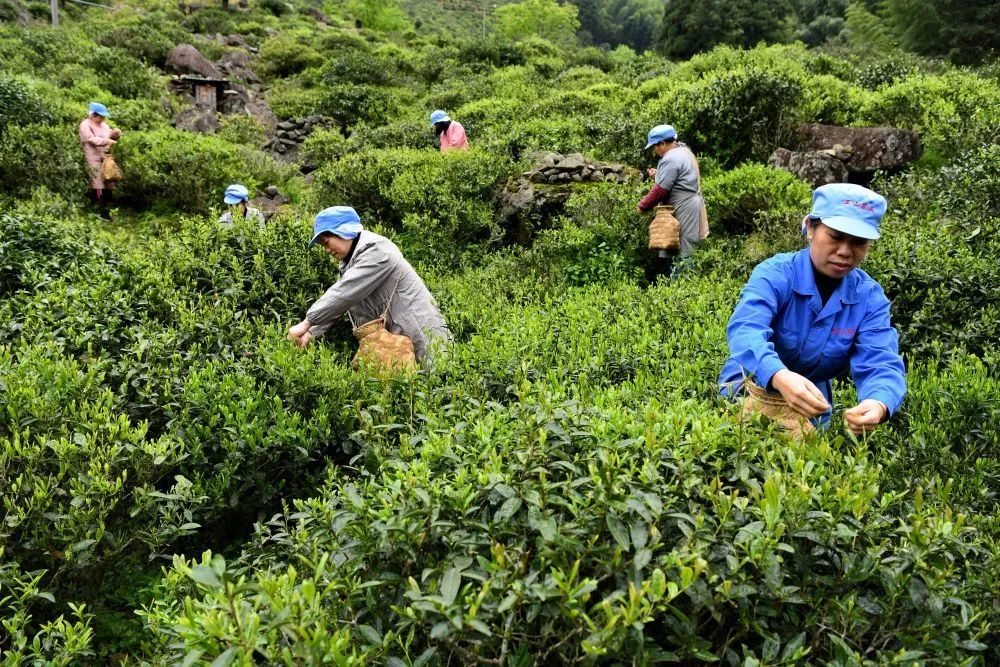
842,199 -> 876,213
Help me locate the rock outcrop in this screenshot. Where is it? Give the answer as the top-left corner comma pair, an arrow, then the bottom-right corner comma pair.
793,123 -> 921,172
165,44 -> 223,79
249,186 -> 292,220
263,116 -> 335,157
498,152 -> 640,243
769,123 -> 921,187
768,148 -> 848,187
216,50 -> 260,84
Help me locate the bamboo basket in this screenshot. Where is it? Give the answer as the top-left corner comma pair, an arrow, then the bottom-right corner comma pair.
351,317 -> 416,373
649,205 -> 680,253
741,379 -> 816,439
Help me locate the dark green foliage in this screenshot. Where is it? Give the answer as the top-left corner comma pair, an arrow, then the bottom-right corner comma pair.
310,148 -> 516,264
702,163 -> 812,234
665,64 -> 805,166
316,84 -> 403,130
113,129 -> 293,213
0,124 -> 87,202
659,0 -> 793,60
881,0 -> 1000,65
0,75 -> 52,135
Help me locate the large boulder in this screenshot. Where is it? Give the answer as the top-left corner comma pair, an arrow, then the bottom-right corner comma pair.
165,44 -> 224,79
216,50 -> 260,84
174,106 -> 219,134
250,187 -> 292,220
793,123 -> 921,172
768,148 -> 848,187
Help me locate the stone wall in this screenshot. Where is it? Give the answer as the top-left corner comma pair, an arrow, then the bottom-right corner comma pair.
264,116 -> 334,155
526,152 -> 635,184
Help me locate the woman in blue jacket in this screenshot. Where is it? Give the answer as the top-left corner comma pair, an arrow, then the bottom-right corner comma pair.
719,183 -> 906,435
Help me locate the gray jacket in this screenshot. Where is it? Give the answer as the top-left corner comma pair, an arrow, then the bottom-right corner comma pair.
306,231 -> 451,360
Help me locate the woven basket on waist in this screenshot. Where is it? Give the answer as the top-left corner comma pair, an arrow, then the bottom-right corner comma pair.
348,273 -> 417,374
101,155 -> 123,182
649,205 -> 680,251
351,317 -> 416,372
741,379 -> 815,439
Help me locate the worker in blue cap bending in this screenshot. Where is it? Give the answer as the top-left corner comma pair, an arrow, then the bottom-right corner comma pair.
218,184 -> 265,228
719,183 -> 906,436
286,206 -> 451,363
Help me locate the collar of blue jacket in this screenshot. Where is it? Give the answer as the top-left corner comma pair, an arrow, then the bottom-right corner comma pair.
789,247 -> 860,306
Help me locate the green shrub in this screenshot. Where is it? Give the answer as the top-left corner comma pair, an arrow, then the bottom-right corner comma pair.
0,75 -> 54,135
218,114 -> 266,147
701,163 -> 812,234
310,148 -> 516,264
322,50 -> 393,86
0,550 -> 95,665
861,71 -> 1000,159
114,129 -> 291,213
316,84 -> 403,131
0,124 -> 88,202
258,33 -> 324,78
658,64 -> 806,167
94,22 -> 176,67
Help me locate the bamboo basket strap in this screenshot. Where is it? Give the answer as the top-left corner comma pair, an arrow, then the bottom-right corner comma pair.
346,271 -> 404,330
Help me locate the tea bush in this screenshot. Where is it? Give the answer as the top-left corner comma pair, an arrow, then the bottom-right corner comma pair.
310,148 -> 517,263
0,123 -> 88,202
702,163 -> 813,235
0,74 -> 53,134
114,129 -> 293,213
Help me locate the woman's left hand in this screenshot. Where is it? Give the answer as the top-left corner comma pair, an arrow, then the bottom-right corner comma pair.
844,399 -> 887,435
110,129 -> 122,139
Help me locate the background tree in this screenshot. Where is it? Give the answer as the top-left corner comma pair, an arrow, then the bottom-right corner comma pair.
881,0 -> 1000,65
347,0 -> 413,31
658,0 -> 793,60
571,0 -> 663,52
493,0 -> 581,47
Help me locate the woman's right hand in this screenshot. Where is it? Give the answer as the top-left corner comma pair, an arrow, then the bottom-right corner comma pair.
646,168 -> 656,178
770,369 -> 830,418
287,319 -> 311,343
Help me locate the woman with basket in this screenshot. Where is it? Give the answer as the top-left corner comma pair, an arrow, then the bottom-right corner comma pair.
78,102 -> 122,220
286,206 -> 451,370
718,183 -> 906,437
637,124 -> 709,276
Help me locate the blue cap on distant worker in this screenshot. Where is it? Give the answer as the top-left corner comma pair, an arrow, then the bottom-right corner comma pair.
429,109 -> 450,127
88,102 -> 110,118
223,183 -> 249,205
644,124 -> 676,149
807,183 -> 887,240
310,206 -> 363,245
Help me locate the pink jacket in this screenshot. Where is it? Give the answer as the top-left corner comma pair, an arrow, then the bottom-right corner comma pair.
439,121 -> 469,152
79,117 -> 116,189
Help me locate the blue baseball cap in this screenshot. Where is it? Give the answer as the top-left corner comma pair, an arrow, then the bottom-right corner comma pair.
429,109 -> 450,127
223,184 -> 249,205
310,206 -> 363,245
88,102 -> 110,118
644,124 -> 676,149
808,183 -> 887,240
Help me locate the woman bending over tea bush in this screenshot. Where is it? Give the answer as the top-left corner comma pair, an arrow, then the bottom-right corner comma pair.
719,183 -> 906,435
286,206 -> 451,363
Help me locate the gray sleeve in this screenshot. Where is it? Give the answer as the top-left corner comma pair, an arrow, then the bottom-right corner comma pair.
655,154 -> 681,192
305,246 -> 392,328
